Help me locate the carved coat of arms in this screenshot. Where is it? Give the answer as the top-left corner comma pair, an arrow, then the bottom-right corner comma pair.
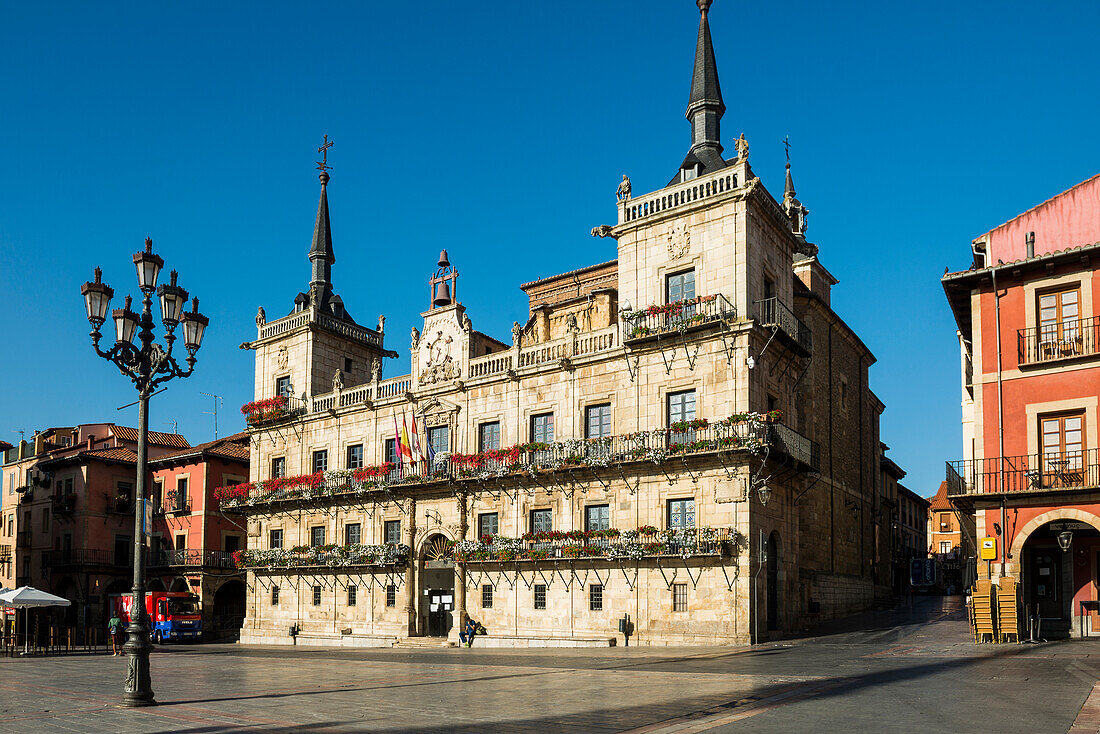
667,222 -> 691,259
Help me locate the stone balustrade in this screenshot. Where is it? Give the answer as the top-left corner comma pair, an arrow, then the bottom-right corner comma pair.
619,168 -> 739,225
256,309 -> 381,347
469,352 -> 513,378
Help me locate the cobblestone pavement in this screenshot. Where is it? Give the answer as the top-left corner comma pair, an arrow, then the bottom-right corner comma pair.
2,597 -> 1099,733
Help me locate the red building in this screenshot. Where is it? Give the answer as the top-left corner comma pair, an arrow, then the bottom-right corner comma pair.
148,432 -> 249,639
944,173 -> 1100,637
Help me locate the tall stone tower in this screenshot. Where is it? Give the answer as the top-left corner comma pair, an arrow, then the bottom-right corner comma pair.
247,158 -> 394,409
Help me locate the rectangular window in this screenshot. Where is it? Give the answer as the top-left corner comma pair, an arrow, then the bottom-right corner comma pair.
383,438 -> 397,465
271,457 -> 286,479
310,526 -> 325,547
668,389 -> 697,444
589,584 -> 603,611
42,508 -> 49,532
534,583 -> 546,610
478,422 -> 501,452
530,413 -> 554,443
763,275 -> 775,301
312,450 -> 328,473
114,535 -> 131,566
384,520 -> 401,545
530,508 -> 552,534
585,404 -> 612,438
482,584 -> 494,609
478,512 -> 499,538
940,541 -> 951,554
175,477 -> 188,510
673,583 -> 687,612
270,529 -> 283,549
276,376 -> 292,398
347,585 -> 357,606
585,504 -> 610,532
272,586 -> 279,605
666,269 -> 696,304
668,498 -> 696,529
344,357 -> 353,373
428,426 -> 450,456
175,534 -> 186,551
386,584 -> 396,607
346,444 -> 363,470
345,523 -> 361,546
1041,411 -> 1086,488
1038,286 -> 1081,354
312,586 -> 322,606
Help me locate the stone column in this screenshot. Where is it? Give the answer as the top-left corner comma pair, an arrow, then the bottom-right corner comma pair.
452,491 -> 469,641
403,496 -> 417,636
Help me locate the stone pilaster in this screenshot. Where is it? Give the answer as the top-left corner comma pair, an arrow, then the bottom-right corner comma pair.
403,496 -> 417,636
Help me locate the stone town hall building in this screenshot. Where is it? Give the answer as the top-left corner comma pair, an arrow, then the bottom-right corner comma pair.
229,1 -> 887,646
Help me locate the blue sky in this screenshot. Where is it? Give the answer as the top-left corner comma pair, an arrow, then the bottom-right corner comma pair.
1,1 -> 1098,497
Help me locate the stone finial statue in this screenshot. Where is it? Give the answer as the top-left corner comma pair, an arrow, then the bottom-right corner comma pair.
255,306 -> 266,327
511,321 -> 523,347
333,369 -> 343,393
411,326 -> 420,349
371,356 -> 382,380
735,133 -> 749,161
377,314 -> 386,333
461,313 -> 472,333
565,313 -> 579,334
616,174 -> 632,202
591,225 -> 615,238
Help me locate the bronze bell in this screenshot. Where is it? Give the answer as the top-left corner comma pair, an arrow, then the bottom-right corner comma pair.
438,249 -> 450,268
433,280 -> 452,307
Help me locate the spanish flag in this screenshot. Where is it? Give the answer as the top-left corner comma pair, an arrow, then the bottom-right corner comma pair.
400,415 -> 414,462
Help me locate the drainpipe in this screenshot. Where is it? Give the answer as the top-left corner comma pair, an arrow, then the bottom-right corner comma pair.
991,267 -> 1006,578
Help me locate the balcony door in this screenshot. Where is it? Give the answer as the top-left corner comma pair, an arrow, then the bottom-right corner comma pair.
1040,412 -> 1085,487
1038,288 -> 1081,356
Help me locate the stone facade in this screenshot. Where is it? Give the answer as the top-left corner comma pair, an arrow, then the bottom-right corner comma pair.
231,3 -> 887,647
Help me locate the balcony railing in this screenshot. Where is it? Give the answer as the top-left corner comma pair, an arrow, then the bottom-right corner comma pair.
221,417 -> 819,509
51,495 -> 77,514
243,396 -> 307,426
947,449 -> 1100,496
43,548 -> 134,568
1018,316 -> 1100,366
622,295 -> 736,341
105,495 -> 134,514
754,297 -> 812,355
15,531 -> 32,548
148,549 -> 237,569
452,527 -> 737,563
164,498 -> 192,515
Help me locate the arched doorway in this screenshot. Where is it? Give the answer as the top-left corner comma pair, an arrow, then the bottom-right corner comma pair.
213,580 -> 246,641
147,578 -> 166,592
169,577 -> 190,593
1014,517 -> 1100,636
766,532 -> 780,631
418,533 -> 455,637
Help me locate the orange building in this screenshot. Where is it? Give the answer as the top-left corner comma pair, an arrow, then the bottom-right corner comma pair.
943,173 -> 1100,637
147,432 -> 249,639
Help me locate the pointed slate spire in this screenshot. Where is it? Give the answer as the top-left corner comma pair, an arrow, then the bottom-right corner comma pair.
309,169 -> 335,295
687,0 -> 724,153
784,161 -> 796,204
672,0 -> 728,184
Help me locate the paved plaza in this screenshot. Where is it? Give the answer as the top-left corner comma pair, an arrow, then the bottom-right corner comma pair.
2,597 -> 1099,733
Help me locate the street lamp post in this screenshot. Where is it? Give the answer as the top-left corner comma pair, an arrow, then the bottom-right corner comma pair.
80,238 -> 208,707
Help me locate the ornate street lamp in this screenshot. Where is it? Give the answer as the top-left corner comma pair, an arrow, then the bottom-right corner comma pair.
80,237 -> 207,707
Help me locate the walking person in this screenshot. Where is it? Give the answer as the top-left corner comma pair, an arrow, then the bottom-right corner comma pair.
108,613 -> 124,656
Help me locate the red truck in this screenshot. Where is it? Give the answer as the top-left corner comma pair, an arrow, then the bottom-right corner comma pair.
109,591 -> 203,643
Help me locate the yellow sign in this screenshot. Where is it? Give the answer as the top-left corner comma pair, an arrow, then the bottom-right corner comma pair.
980,536 -> 997,560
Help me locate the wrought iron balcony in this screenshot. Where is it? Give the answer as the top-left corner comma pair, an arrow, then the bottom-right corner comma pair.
148,549 -> 237,569
1018,316 -> 1100,366
43,548 -> 134,568
947,449 -> 1100,497
15,531 -> 32,548
51,494 -> 77,514
622,294 -> 736,341
754,297 -> 812,355
164,497 -> 192,515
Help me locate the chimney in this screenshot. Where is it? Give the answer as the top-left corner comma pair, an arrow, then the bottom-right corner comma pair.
1026,231 -> 1035,259
87,435 -> 95,450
